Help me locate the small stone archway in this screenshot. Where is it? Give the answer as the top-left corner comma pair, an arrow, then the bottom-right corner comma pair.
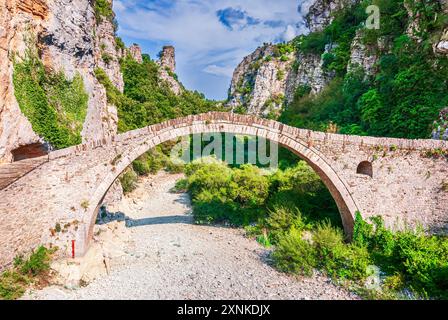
82,118 -> 360,254
357,161 -> 373,178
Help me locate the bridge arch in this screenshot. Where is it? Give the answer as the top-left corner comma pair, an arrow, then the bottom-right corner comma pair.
2,112 -> 447,266
83,113 -> 360,251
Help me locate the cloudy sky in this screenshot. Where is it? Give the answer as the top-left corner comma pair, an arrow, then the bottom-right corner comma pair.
114,0 -> 314,100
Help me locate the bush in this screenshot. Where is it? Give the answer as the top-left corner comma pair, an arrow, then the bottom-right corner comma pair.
186,160 -> 232,198
173,178 -> 189,193
295,32 -> 328,55
131,154 -> 151,176
0,271 -> 29,300
0,246 -> 54,300
272,228 -> 316,276
350,214 -> 448,299
230,165 -> 269,207
19,246 -> 53,276
102,53 -> 113,65
313,222 -> 354,279
94,0 -> 114,22
183,160 -> 341,228
119,167 -> 138,194
268,162 -> 342,228
266,206 -> 307,243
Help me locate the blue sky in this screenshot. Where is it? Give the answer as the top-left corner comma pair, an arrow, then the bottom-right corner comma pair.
114,0 -> 314,100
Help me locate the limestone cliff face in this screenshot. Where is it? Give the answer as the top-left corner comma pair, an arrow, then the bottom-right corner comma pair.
95,18 -> 124,92
0,0 -> 46,163
347,30 -> 380,76
227,45 -> 294,116
306,0 -> 356,32
0,0 -> 122,163
41,0 -> 120,146
157,46 -> 183,95
226,0 -> 379,117
129,43 -> 142,63
285,49 -> 334,102
227,1 -> 340,116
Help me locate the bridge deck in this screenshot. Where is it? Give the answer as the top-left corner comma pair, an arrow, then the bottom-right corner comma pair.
0,157 -> 48,190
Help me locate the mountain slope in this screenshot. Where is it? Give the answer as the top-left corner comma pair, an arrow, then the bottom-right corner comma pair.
227,0 -> 448,140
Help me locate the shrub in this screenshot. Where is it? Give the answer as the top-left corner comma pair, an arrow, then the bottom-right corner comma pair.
351,213 -> 448,299
0,271 -> 29,300
272,228 -> 316,276
256,230 -> 272,248
392,231 -> 448,298
132,155 -> 151,176
295,32 -> 328,55
266,206 -> 307,243
173,178 -> 189,193
276,70 -> 285,81
19,246 -> 53,276
102,53 -> 113,65
268,162 -> 342,228
115,37 -> 126,51
0,246 -> 55,300
119,167 -> 138,194
313,222 -> 371,281
230,165 -> 269,207
94,0 -> 114,22
186,160 -> 232,198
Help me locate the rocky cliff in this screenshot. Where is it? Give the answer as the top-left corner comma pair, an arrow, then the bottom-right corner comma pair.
0,0 -> 124,163
157,46 -> 183,95
0,0 -> 184,164
0,0 -> 47,163
227,0 -> 348,116
227,44 -> 294,117
306,0 -> 356,32
227,0 -> 447,119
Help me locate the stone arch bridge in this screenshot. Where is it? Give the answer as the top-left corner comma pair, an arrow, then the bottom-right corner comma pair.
0,112 -> 447,267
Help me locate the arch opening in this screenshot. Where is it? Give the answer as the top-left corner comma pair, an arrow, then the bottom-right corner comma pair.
357,161 -> 373,178
83,119 -> 360,256
11,143 -> 49,162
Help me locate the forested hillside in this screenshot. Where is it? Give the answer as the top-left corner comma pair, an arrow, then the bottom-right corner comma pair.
96,55 -> 222,133
229,0 -> 448,140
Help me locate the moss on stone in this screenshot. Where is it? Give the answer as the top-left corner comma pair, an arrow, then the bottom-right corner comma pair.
13,47 -> 88,149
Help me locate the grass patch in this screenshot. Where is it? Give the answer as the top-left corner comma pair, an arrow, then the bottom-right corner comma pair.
0,246 -> 55,300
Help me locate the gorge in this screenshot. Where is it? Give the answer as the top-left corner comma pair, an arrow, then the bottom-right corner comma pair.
1,0 -> 448,300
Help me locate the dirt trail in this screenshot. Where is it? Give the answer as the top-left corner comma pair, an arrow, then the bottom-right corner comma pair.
24,172 -> 357,300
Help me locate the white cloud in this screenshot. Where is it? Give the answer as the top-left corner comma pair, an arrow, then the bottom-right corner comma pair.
282,25 -> 298,42
115,0 -> 313,99
203,64 -> 235,77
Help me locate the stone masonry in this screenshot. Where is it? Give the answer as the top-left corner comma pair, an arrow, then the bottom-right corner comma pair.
0,112 -> 447,268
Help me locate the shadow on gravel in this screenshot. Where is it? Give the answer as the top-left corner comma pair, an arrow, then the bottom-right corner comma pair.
97,207 -> 193,228
125,215 -> 193,228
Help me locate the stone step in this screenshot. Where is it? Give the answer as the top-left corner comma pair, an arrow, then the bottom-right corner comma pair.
0,157 -> 48,190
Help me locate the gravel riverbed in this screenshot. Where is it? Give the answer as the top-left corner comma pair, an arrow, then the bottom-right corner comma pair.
24,172 -> 357,300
